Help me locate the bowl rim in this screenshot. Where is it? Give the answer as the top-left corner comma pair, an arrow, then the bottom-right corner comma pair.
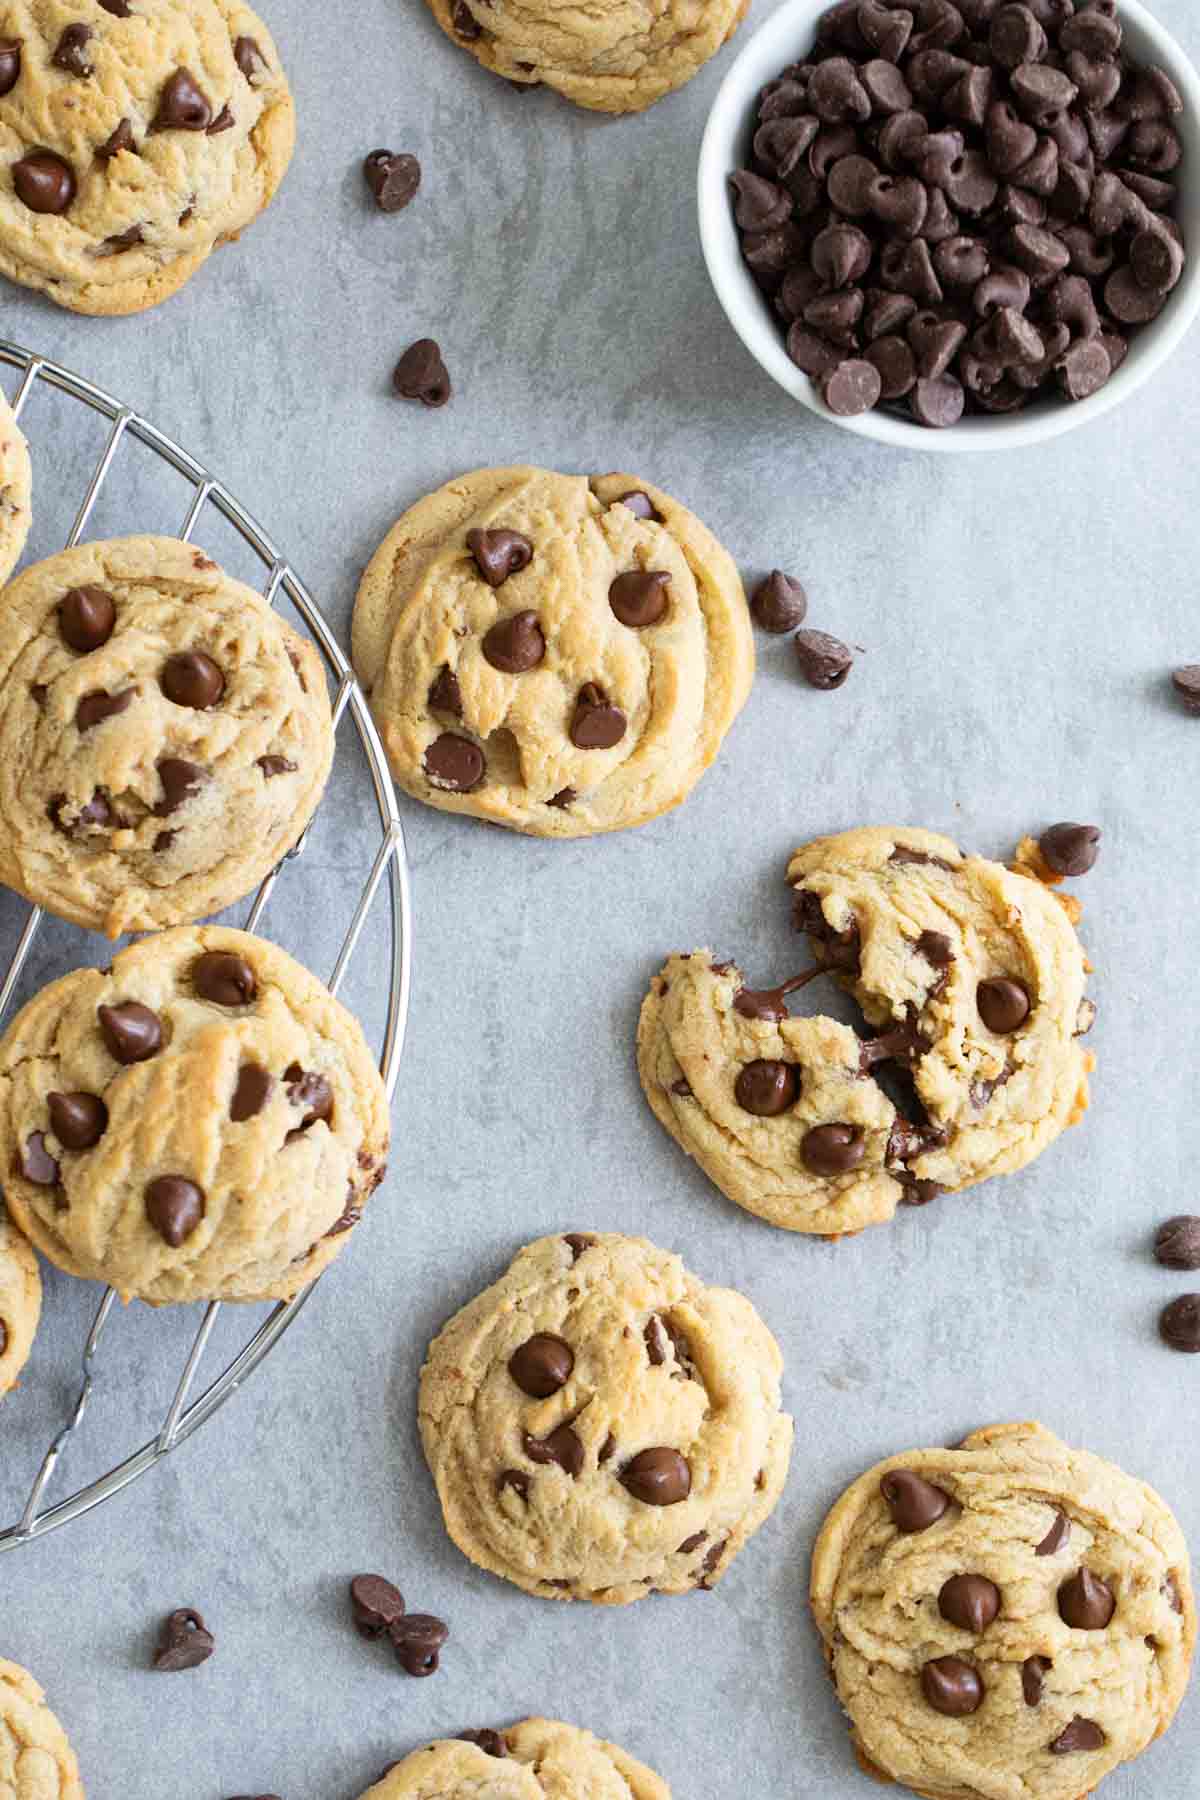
697,0 -> 1200,453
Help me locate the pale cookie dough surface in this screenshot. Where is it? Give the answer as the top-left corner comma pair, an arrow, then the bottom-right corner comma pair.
0,925 -> 389,1303
359,1718 -> 669,1799
0,536 -> 333,937
418,1232 -> 792,1604
425,0 -> 747,114
0,0 -> 293,315
810,1422 -> 1196,1800
352,467 -> 753,839
0,1659 -> 84,1799
0,389 -> 31,585
0,1206 -> 39,1396
637,826 -> 1093,1236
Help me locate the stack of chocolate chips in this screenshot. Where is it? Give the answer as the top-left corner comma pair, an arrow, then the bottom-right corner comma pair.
730,0 -> 1187,425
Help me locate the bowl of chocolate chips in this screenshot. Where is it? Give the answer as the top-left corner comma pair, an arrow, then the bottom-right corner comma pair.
698,0 -> 1200,448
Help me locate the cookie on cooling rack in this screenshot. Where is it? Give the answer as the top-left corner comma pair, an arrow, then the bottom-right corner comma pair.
637,826 -> 1094,1237
0,535 -> 333,936
419,1232 -> 792,1604
425,0 -> 746,114
0,388 -> 31,586
0,0 -> 293,315
0,1658 -> 84,1798
359,1718 -> 669,1797
351,467 -> 754,838
0,925 -> 389,1304
810,1422 -> 1195,1800
0,1207 -> 39,1397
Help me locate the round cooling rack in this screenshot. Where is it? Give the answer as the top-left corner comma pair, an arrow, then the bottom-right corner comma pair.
0,339 -> 413,1555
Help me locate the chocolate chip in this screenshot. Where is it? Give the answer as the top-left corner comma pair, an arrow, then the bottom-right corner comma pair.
458,1730 -> 506,1758
1058,1568 -> 1115,1629
257,754 -> 297,779
751,571 -> 808,633
145,1176 -> 205,1247
917,929 -> 954,967
547,787 -> 576,810
284,1064 -> 333,1135
13,151 -> 76,214
1154,1216 -> 1200,1272
153,1608 -> 214,1672
614,489 -> 660,520
911,372 -> 965,427
428,667 -> 462,716
48,1092 -> 108,1151
938,1574 -> 1001,1633
20,1132 -> 59,1187
735,1059 -> 799,1116
451,0 -> 482,36
570,684 -> 625,749
730,170 -> 793,231
509,1334 -> 573,1398
498,1469 -> 530,1501
822,358 -> 883,416
153,68 -> 213,131
0,1321 -> 6,1356
802,1123 -> 866,1176
1039,822 -> 1101,875
1057,340 -> 1111,402
1049,1718 -> 1106,1755
1022,1654 -> 1051,1706
794,629 -> 854,689
921,1656 -> 983,1716
364,150 -> 421,213
881,1468 -> 951,1532
424,732 -> 484,791
467,528 -> 532,587
1160,1294 -> 1200,1353
865,335 -> 918,399
389,1613 -> 448,1677
97,117 -> 135,159
161,650 -> 225,709
393,339 -> 450,407
1035,1509 -> 1071,1556
234,37 -> 267,81
207,106 -> 234,135
482,610 -> 545,673
230,1064 -> 272,1122
52,24 -> 94,76
1172,666 -> 1200,714
155,757 -> 205,816
563,1233 -> 594,1261
76,687 -> 134,731
193,951 -> 256,1007
1130,226 -> 1184,296
619,1447 -> 691,1506
98,1001 -> 163,1064
609,570 -> 670,627
0,39 -> 20,96
349,1574 -> 404,1639
977,976 -> 1030,1033
94,224 -> 144,257
523,1424 -> 584,1477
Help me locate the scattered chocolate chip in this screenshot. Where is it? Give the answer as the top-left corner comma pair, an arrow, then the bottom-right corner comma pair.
804,1123 -> 867,1176
98,1001 -> 162,1064
1058,1568 -> 1116,1630
153,1608 -> 214,1672
751,571 -> 808,633
1155,1216 -> 1200,1272
619,1447 -> 691,1506
94,223 -> 144,257
390,1614 -> 448,1677
154,757 -> 205,816
482,610 -> 545,673
393,339 -> 450,407
938,1574 -> 1001,1633
284,1065 -> 333,1136
570,683 -> 626,749
609,570 -> 670,628
547,787 -> 576,810
1039,822 -> 1101,876
976,976 -> 1030,1033
1035,1509 -> 1071,1556
458,1730 -> 507,1758
364,149 -> 421,213
794,629 -> 854,689
47,1092 -> 108,1151
97,117 -> 135,159
153,68 -> 213,131
424,732 -> 484,792
1170,666 -> 1200,714
614,490 -> 660,521
467,528 -> 532,587
734,968 -> 822,1022
0,39 -> 21,95
256,754 -> 297,780
451,0 -> 482,36
509,1334 -> 573,1398
498,1469 -> 530,1501
523,1424 -> 584,1476
881,1468 -> 951,1532
13,151 -> 76,214
735,1059 -> 799,1116
563,1233 -> 594,1261
161,650 -> 225,709
921,1656 -> 983,1717
145,1175 -> 205,1247
1160,1294 -> 1200,1353
193,951 -> 256,1007
76,687 -> 134,731
20,1132 -> 59,1187
234,37 -> 267,80
1049,1718 -> 1106,1755
0,1321 -> 6,1356
1021,1654 -> 1051,1706
917,929 -> 954,967
350,1574 -> 405,1640
52,24 -> 94,76
427,667 -> 462,717
207,105 -> 234,135
230,1064 -> 273,1123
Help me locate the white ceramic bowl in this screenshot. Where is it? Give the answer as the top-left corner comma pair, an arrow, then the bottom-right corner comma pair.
698,0 -> 1200,452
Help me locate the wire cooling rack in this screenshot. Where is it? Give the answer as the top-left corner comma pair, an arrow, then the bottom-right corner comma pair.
0,340 -> 413,1555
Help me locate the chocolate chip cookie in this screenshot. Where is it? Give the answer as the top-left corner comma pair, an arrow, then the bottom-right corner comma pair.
418,1233 -> 792,1604
810,1421 -> 1195,1800
0,925 -> 389,1303
0,1658 -> 84,1798
360,1717 -> 669,1798
0,535 -> 333,936
425,0 -> 746,113
637,826 -> 1093,1236
352,467 -> 754,838
0,388 -> 31,584
0,1206 -> 39,1397
0,0 -> 293,315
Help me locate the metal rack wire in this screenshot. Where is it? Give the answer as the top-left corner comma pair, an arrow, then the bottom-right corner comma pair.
0,339 -> 413,1554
